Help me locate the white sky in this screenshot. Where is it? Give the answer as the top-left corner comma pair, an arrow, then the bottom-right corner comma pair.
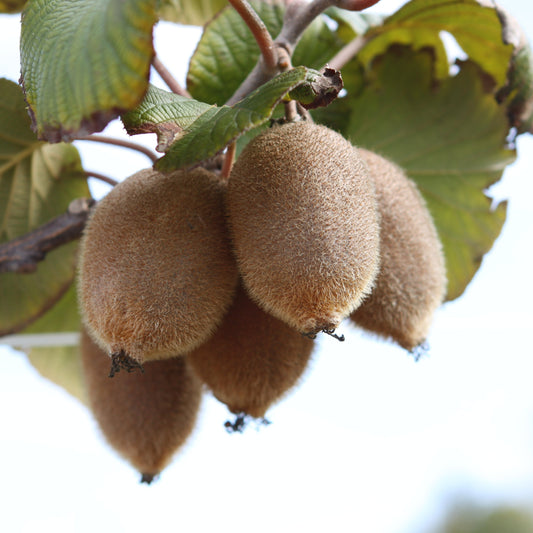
1,1 -> 533,532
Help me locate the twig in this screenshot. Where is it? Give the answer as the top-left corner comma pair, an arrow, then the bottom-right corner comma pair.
284,100 -> 299,121
327,34 -> 368,70
221,142 -> 237,179
152,55 -> 191,98
228,0 -> 278,72
227,0 -> 375,105
75,135 -> 159,163
337,0 -> 381,10
85,171 -> 119,187
0,198 -> 95,274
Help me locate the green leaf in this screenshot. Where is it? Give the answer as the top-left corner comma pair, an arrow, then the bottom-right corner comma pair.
24,282 -> 81,335
22,284 -> 87,405
154,67 -> 310,171
324,6 -> 384,43
0,0 -> 26,13
27,345 -> 87,404
20,0 -> 157,142
342,48 -> 514,301
157,0 -> 226,25
122,84 -> 213,152
358,0 -> 513,83
0,79 -> 90,335
187,0 -> 342,105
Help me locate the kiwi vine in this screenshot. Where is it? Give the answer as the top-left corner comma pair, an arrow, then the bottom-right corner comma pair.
0,0 -> 530,483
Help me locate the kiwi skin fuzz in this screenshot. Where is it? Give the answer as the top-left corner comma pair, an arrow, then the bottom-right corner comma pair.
80,328 -> 202,481
351,149 -> 447,351
78,168 -> 238,365
187,283 -> 315,420
226,121 -> 381,336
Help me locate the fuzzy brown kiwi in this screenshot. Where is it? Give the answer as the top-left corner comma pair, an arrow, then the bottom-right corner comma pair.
78,168 -> 238,368
226,121 -> 381,337
80,328 -> 202,483
350,149 -> 447,351
187,283 -> 314,428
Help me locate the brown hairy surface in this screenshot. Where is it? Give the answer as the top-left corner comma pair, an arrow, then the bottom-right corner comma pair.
80,329 -> 202,480
78,168 -> 238,363
351,149 -> 447,350
226,121 -> 380,335
187,284 -> 315,419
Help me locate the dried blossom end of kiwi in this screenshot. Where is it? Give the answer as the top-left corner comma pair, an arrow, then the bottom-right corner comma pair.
108,351 -> 145,378
140,472 -> 159,485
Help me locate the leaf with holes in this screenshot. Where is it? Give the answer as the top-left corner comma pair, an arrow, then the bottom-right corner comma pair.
0,79 -> 90,335
343,47 -> 515,301
357,0 -> 513,83
20,0 -> 157,142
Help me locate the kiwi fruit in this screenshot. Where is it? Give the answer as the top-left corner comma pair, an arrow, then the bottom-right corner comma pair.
187,283 -> 315,427
78,168 -> 238,368
350,149 -> 447,351
226,121 -> 380,337
80,328 -> 202,483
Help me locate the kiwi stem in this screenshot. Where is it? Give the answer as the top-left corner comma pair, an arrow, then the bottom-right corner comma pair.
221,142 -> 237,179
228,0 -> 278,72
85,171 -> 119,187
284,100 -> 299,122
152,55 -> 191,98
76,135 -> 159,163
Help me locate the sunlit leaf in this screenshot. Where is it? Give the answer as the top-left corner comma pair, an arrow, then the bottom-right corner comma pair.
358,0 -> 513,83
157,0 -> 226,25
20,0 -> 157,141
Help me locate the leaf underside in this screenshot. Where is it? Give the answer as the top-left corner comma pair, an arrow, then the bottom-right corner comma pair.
0,79 -> 90,335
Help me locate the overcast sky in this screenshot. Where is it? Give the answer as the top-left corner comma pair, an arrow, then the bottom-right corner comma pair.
1,1 -> 533,532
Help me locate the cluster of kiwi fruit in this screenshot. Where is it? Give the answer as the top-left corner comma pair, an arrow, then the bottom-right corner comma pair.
77,119 -> 446,482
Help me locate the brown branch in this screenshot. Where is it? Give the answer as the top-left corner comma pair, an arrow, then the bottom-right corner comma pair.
75,135 -> 159,163
228,0 -> 278,72
337,0 -> 381,10
327,34 -> 368,70
85,171 -> 119,187
226,0 -> 354,105
152,55 -> 191,98
0,198 -> 95,274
